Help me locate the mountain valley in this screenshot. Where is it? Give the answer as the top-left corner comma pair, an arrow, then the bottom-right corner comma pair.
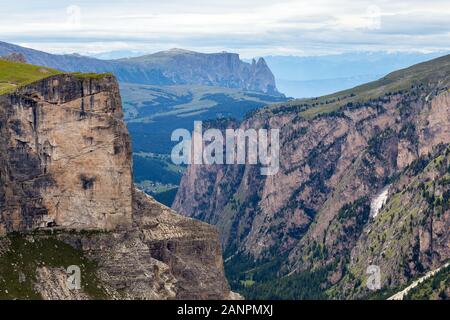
0,41 -> 286,206
173,55 -> 450,299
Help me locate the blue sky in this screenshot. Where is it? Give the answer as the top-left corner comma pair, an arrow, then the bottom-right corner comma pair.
1,0 -> 449,58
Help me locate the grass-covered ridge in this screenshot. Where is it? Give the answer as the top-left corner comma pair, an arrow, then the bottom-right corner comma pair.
71,72 -> 114,79
0,60 -> 61,95
0,60 -> 113,95
264,54 -> 450,119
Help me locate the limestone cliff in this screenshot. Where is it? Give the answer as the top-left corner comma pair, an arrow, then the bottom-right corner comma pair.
120,50 -> 280,95
173,54 -> 450,299
0,64 -> 233,300
0,73 -> 133,232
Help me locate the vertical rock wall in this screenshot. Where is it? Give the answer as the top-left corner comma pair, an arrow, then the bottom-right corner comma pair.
0,74 -> 133,233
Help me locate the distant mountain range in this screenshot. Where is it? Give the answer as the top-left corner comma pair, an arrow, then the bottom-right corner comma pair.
264,52 -> 449,97
0,41 -> 280,94
6,41 -> 445,100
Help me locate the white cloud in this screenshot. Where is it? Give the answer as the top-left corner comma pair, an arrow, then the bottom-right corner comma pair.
0,0 -> 449,57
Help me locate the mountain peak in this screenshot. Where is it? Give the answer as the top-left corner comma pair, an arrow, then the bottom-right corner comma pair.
256,57 -> 268,67
156,48 -> 198,55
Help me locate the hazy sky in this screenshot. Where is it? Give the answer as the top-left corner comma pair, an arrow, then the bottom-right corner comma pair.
1,0 -> 449,58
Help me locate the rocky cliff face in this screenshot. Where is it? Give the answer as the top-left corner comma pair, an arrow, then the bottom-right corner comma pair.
0,73 -> 133,232
173,55 -> 450,298
0,67 -> 233,300
123,49 -> 279,94
330,145 -> 450,298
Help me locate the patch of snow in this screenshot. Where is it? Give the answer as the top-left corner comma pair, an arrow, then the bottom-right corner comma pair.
370,185 -> 391,218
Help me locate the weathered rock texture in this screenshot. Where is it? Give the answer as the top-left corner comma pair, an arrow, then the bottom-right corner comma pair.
0,71 -> 233,299
124,49 -> 279,94
51,190 -> 233,300
173,54 -> 450,298
0,74 -> 133,232
34,266 -> 91,300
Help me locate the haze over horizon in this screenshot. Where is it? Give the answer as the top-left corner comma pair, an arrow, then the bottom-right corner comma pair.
1,0 -> 449,59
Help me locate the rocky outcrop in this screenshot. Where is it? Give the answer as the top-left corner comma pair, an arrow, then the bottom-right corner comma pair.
248,57 -> 278,94
0,73 -> 133,232
0,68 -> 233,300
173,54 -> 450,298
34,266 -> 91,300
133,190 -> 232,299
123,49 -> 279,94
50,190 -> 234,300
0,53 -> 27,63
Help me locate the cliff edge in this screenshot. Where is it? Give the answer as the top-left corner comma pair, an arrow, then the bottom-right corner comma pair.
0,61 -> 234,299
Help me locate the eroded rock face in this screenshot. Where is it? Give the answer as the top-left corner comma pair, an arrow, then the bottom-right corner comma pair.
19,190 -> 235,300
0,73 -> 234,300
332,145 -> 450,298
175,72 -> 450,261
0,74 -> 133,232
34,267 -> 91,300
135,50 -> 279,95
132,190 -> 232,299
173,55 -> 450,297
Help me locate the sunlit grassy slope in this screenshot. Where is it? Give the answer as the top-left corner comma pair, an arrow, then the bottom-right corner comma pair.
0,60 -> 113,95
264,54 -> 450,119
0,60 -> 61,95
